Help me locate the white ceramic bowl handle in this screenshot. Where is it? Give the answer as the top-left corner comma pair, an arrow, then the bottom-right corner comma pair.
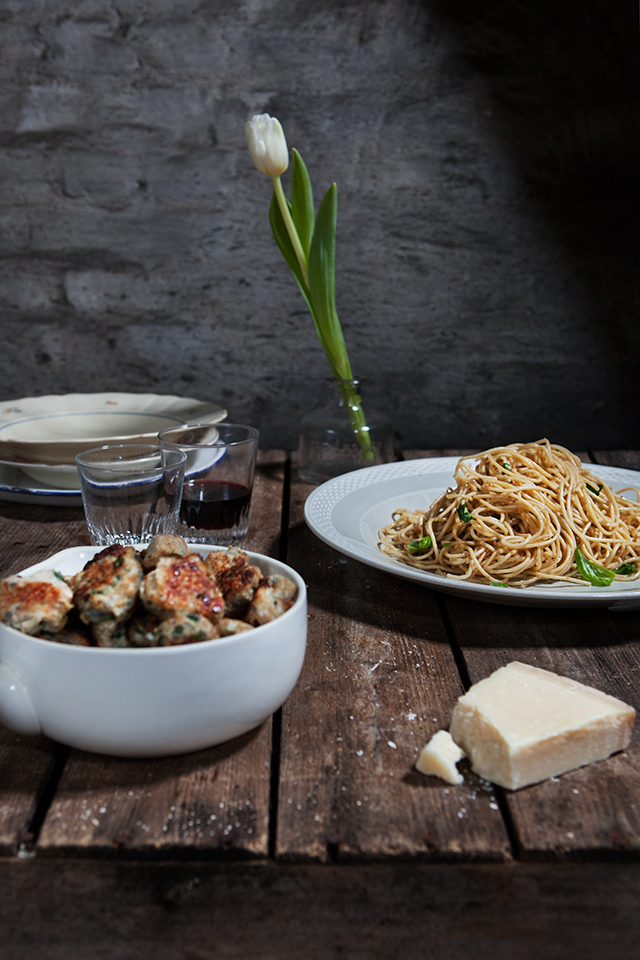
0,663 -> 41,736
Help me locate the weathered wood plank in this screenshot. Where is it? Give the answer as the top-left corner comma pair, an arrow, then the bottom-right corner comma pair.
444,596 -> 640,859
246,450 -> 286,557
275,477 -> 511,862
35,453 -> 288,858
402,449 -> 478,460
0,505 -> 88,578
37,725 -> 272,858
0,507 -> 85,857
0,731 -> 61,857
0,860 -> 638,960
591,451 -> 640,472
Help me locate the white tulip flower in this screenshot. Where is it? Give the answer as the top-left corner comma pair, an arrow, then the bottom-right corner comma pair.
244,114 -> 374,461
245,113 -> 289,178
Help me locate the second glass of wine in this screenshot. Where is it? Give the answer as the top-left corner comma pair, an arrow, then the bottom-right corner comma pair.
158,423 -> 259,545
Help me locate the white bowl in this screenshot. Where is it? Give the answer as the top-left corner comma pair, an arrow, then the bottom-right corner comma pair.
0,393 -> 227,466
0,546 -> 307,757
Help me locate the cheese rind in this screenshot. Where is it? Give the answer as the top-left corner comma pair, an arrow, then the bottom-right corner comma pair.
416,730 -> 466,785
449,662 -> 635,791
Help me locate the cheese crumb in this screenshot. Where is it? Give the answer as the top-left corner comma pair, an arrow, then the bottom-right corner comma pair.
449,662 -> 635,791
416,730 -> 466,785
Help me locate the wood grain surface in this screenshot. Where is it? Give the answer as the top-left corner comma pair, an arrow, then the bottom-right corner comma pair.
1,448 -> 640,958
276,473 -> 511,862
35,452 -> 287,860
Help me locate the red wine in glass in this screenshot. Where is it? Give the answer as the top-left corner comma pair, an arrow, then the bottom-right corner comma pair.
180,479 -> 251,537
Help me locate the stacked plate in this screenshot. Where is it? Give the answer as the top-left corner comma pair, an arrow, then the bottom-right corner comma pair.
0,393 -> 227,505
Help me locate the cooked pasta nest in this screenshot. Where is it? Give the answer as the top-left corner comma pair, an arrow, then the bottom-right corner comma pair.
377,440 -> 640,587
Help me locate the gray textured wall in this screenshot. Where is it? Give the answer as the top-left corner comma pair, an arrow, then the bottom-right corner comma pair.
1,0 -> 638,451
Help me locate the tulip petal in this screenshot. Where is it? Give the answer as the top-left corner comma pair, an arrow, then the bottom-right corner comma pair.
245,114 -> 289,177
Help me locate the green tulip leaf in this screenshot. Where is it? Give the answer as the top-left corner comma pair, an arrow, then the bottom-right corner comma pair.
269,193 -> 312,312
290,149 -> 315,259
308,184 -> 351,379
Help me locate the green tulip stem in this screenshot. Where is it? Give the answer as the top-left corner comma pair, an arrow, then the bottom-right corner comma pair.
337,378 -> 374,460
272,176 -> 309,287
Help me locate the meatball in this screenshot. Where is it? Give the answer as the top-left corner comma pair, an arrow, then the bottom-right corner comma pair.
218,617 -> 255,637
0,569 -> 73,636
245,574 -> 297,626
41,626 -> 92,647
140,554 -> 224,621
205,548 -> 263,618
126,608 -> 163,647
139,534 -> 190,571
71,545 -> 143,628
90,619 -> 129,649
155,612 -> 218,646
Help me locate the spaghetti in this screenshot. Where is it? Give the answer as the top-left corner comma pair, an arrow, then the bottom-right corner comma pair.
377,441 -> 640,587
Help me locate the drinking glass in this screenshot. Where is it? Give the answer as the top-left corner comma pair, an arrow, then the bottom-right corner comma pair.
158,423 -> 259,545
75,443 -> 186,546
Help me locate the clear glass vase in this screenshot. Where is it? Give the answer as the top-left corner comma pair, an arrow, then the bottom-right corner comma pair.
297,378 -> 394,484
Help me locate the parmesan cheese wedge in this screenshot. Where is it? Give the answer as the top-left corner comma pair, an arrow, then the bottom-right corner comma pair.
416,730 -> 466,784
449,661 -> 635,791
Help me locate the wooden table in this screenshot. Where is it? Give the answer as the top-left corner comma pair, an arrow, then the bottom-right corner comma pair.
1,450 -> 639,959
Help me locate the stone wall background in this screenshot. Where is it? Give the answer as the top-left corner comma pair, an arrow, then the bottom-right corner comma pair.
1,0 -> 638,451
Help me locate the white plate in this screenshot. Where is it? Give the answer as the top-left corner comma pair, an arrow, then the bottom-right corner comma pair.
0,461 -> 83,505
304,457 -> 640,610
0,393 -> 227,466
0,459 -> 80,490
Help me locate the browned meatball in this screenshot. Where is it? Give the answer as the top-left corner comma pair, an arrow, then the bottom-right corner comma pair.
139,534 -> 190,571
218,617 -> 255,637
126,608 -> 163,647
140,554 -> 224,621
90,620 -> 129,649
0,570 -> 73,636
155,612 -> 218,646
40,627 -> 92,647
245,574 -> 297,626
72,545 -> 143,628
205,548 -> 263,618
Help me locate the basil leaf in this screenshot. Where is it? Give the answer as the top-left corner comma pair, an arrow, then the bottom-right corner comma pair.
614,561 -> 637,576
490,581 -> 509,587
408,536 -> 432,555
574,548 -> 615,586
586,482 -> 603,497
441,541 -> 452,548
457,502 -> 472,523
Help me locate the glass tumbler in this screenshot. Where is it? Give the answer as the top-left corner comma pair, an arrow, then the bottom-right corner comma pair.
75,443 -> 186,546
158,423 -> 259,545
